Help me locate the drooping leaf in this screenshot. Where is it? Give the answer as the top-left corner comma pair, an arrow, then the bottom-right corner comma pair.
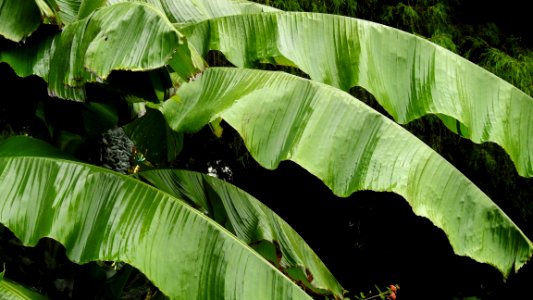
48,0 -> 279,27
0,0 -> 41,42
183,12 -> 533,177
157,67 -> 533,278
0,30 -> 55,79
139,169 -> 344,298
0,135 -> 65,158
46,2 -> 199,100
106,0 -> 279,25
0,0 -> 62,42
0,136 -> 312,300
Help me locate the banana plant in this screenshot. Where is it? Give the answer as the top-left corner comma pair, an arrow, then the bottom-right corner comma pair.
0,136 -> 340,299
0,0 -> 532,299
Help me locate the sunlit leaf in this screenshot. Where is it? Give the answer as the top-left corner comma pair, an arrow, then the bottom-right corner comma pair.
0,0 -> 41,42
139,169 -> 344,298
106,0 -> 279,24
158,67 -> 533,278
0,136 -> 313,300
43,2 -> 199,100
183,12 -> 533,177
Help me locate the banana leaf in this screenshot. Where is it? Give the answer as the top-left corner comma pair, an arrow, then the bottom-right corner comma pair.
55,0 -> 82,25
139,169 -> 344,297
0,31 -> 55,79
45,0 -> 279,27
182,12 -> 533,177
0,136 -> 314,300
55,0 -> 113,26
0,0 -> 41,42
0,268 -> 49,300
0,278 -> 49,300
48,2 -> 199,100
155,67 -> 533,278
106,0 -> 279,24
0,0 -> 63,42
0,2 -> 201,101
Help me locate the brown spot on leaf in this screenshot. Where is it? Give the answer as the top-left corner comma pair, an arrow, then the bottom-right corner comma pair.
305,268 -> 313,283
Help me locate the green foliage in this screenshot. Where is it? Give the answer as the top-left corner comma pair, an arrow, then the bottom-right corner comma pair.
184,12 -> 533,177
479,47 -> 533,96
0,136 -> 320,300
253,1 -> 533,279
382,3 -> 421,33
0,0 -> 41,42
0,0 -> 532,299
257,0 -> 531,97
155,67 -> 533,276
428,31 -> 457,52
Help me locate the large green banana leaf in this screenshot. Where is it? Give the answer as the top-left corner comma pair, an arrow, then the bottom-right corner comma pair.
0,0 -> 63,42
0,32 -> 55,80
0,136 -> 314,300
155,67 -> 533,278
1,2 -> 200,101
182,12 -> 533,177
47,0 -> 279,27
106,0 -> 278,24
139,169 -> 344,297
0,0 -> 42,42
49,2 -> 199,100
0,0 -> 273,98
